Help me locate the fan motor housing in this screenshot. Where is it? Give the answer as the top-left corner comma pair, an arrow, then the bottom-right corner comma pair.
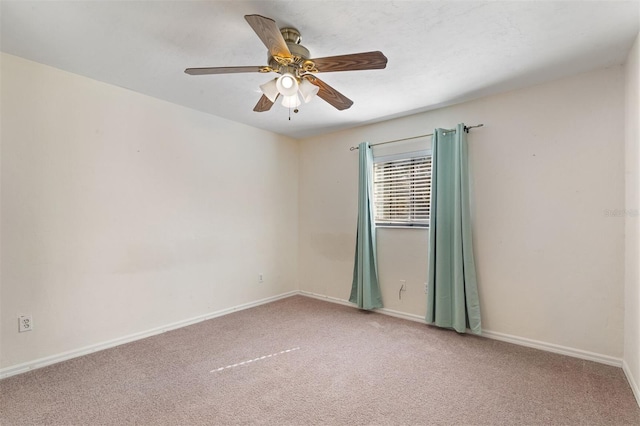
270,27 -> 310,67
286,42 -> 310,62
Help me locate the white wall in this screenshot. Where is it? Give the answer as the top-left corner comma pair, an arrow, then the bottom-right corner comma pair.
624,32 -> 640,403
0,53 -> 299,369
299,66 -> 626,358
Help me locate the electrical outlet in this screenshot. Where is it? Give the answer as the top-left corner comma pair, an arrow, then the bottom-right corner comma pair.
424,282 -> 428,294
18,315 -> 33,333
258,273 -> 264,283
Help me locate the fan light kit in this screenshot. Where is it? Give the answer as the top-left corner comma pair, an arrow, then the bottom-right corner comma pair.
185,14 -> 388,116
276,73 -> 298,96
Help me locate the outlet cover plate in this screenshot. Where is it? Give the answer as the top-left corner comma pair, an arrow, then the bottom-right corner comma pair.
18,315 -> 33,333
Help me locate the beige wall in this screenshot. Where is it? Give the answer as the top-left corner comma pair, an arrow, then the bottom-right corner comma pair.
0,53 -> 299,369
299,66 -> 626,358
0,50 -> 632,375
624,32 -> 640,402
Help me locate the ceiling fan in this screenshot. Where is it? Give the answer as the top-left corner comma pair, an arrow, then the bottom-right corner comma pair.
185,14 -> 388,112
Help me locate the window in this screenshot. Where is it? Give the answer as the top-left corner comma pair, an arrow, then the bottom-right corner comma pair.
373,152 -> 432,227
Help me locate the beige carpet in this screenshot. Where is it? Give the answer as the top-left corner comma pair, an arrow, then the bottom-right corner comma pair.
1,295 -> 639,425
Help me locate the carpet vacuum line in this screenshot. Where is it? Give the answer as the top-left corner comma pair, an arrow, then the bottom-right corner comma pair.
210,347 -> 301,373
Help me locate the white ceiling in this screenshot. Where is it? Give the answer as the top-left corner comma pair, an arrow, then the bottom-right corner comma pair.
1,1 -> 639,139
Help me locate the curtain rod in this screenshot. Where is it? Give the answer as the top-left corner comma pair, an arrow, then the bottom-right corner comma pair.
349,124 -> 484,151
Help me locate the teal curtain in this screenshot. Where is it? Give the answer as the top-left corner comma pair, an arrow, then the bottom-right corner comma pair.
349,142 -> 383,310
426,124 -> 481,334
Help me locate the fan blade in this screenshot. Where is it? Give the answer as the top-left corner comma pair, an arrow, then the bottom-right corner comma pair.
310,51 -> 388,72
185,66 -> 265,75
305,76 -> 353,110
245,15 -> 292,59
254,94 -> 277,112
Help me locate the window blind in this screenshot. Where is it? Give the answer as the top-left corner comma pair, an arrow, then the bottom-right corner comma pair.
373,155 -> 432,227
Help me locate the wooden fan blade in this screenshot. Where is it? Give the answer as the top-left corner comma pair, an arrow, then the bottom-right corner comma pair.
185,66 -> 265,75
305,76 -> 353,110
245,15 -> 292,59
254,94 -> 278,112
310,51 -> 388,72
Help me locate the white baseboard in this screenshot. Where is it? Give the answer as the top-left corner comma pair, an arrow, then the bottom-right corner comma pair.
481,329 -> 622,367
0,291 -> 297,380
298,291 -> 623,368
375,307 -> 425,323
299,290 -> 425,323
623,360 -> 640,408
298,290 -> 354,308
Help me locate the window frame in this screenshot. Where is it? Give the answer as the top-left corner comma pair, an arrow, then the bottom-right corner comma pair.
372,149 -> 432,229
